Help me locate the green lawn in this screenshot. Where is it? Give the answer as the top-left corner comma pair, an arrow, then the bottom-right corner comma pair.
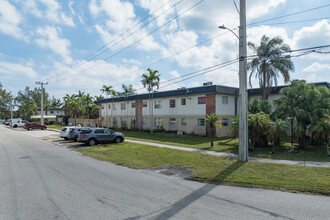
114,130 -> 330,162
47,125 -> 67,130
75,142 -> 330,195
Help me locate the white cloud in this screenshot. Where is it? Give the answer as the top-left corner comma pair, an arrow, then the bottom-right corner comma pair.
35,26 -> 72,64
22,0 -> 42,18
0,0 -> 24,39
247,0 -> 286,20
37,0 -> 75,26
302,62 -> 330,72
0,61 -> 38,78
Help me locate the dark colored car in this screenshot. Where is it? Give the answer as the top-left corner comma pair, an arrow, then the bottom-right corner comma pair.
68,127 -> 88,142
77,128 -> 124,146
24,122 -> 47,130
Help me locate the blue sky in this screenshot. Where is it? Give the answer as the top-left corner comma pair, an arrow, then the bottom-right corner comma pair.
0,0 -> 329,99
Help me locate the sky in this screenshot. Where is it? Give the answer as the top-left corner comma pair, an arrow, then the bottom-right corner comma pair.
0,0 -> 330,99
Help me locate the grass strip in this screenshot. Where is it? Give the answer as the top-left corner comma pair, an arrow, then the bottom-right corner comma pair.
75,142 -> 330,195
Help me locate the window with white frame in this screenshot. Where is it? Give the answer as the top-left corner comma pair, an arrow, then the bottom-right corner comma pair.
169,118 -> 176,127
169,99 -> 176,108
222,118 -> 228,126
222,96 -> 228,104
181,118 -> 187,126
143,117 -> 147,124
198,118 -> 205,126
154,100 -> 162,109
142,101 -> 147,107
108,104 -> 111,109
181,98 -> 186,105
121,103 -> 126,110
154,118 -> 163,126
131,102 -> 136,108
112,104 -> 117,110
102,105 -> 105,109
121,117 -> 126,126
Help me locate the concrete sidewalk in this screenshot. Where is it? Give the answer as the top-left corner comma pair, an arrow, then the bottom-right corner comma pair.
125,139 -> 330,168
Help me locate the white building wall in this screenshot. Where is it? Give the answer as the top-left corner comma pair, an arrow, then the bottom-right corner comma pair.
215,94 -> 236,116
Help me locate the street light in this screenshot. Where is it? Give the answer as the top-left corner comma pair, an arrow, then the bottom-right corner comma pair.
218,0 -> 248,162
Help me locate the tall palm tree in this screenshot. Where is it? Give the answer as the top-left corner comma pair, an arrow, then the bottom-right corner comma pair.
141,68 -> 160,135
100,85 -> 117,128
248,35 -> 294,100
205,113 -> 222,147
118,84 -> 136,97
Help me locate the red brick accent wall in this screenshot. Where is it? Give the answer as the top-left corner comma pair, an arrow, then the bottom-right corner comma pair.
135,100 -> 143,130
98,104 -> 102,127
206,93 -> 216,136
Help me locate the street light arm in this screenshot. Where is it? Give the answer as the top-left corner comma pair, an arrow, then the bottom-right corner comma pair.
218,25 -> 239,39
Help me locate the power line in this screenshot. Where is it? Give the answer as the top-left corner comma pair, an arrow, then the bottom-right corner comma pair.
53,0 -> 204,83
45,0 -> 180,81
250,17 -> 330,26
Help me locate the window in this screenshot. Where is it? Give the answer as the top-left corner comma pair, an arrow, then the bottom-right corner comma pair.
142,101 -> 148,107
222,118 -> 228,126
50,111 -> 54,114
198,97 -> 206,104
108,104 -> 111,109
57,111 -> 59,113
198,119 -> 205,126
113,118 -> 117,125
112,104 -> 117,110
169,118 -> 176,127
143,117 -> 147,124
154,118 -> 163,126
131,102 -> 136,108
155,100 -> 162,109
95,129 -> 104,134
181,98 -> 186,105
102,105 -> 105,109
222,96 -> 228,105
121,103 -> 126,110
121,117 -> 126,126
181,118 -> 187,126
169,99 -> 176,108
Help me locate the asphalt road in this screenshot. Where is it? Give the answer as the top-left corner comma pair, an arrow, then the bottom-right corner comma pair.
0,126 -> 329,220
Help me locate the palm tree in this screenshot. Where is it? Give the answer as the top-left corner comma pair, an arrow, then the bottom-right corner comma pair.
269,119 -> 289,153
118,84 -> 136,97
100,85 -> 117,128
141,68 -> 160,135
248,35 -> 294,100
205,113 -> 222,147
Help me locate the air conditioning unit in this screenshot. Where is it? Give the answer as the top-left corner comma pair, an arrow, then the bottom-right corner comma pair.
203,82 -> 213,86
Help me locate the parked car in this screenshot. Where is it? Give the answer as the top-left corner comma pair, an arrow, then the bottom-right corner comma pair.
4,119 -> 11,125
68,127 -> 89,142
10,118 -> 27,128
60,126 -> 76,140
77,128 -> 124,146
24,122 -> 47,130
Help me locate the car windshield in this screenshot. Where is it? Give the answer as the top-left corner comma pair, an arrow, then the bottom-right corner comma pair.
61,128 -> 67,131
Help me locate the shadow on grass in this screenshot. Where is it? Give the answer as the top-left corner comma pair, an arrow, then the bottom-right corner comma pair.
125,161 -> 294,220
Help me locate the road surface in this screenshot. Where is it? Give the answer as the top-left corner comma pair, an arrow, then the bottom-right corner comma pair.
0,126 -> 329,220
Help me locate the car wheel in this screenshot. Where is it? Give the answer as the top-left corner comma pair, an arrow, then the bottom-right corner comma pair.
41,127 -> 46,130
115,137 -> 123,143
13,124 -> 18,128
74,137 -> 78,142
88,138 -> 96,146
28,127 -> 32,131
64,137 -> 68,140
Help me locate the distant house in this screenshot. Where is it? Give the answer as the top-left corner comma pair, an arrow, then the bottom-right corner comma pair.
97,81 -> 329,137
31,107 -> 65,123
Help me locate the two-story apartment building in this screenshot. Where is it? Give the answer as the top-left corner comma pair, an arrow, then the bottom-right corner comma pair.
98,81 -> 329,137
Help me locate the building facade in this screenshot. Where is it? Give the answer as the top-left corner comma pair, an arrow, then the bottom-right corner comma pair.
98,82 -> 329,137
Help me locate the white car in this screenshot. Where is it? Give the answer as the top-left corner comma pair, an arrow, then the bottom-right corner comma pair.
60,126 -> 76,140
10,118 -> 27,128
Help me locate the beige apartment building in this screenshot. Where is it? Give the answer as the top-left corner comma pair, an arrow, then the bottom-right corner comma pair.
97,81 -> 329,137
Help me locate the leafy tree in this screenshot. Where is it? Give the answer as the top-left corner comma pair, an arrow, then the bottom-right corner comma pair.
141,68 -> 160,135
248,112 -> 271,150
15,86 -> 49,108
100,85 -> 115,98
274,80 -> 330,148
16,100 -> 37,120
249,99 -> 272,114
205,113 -> 222,147
0,83 -> 13,118
248,35 -> 294,100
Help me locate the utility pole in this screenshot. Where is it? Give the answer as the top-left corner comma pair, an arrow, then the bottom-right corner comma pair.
238,0 -> 248,162
36,81 -> 48,125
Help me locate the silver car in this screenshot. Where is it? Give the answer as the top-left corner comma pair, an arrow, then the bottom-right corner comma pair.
77,128 -> 124,146
60,126 -> 76,140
